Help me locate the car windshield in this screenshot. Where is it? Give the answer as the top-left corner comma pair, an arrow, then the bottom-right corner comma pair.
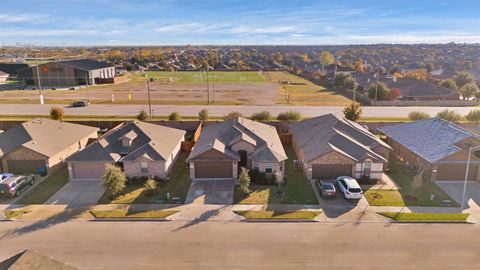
349,188 -> 362,193
323,183 -> 335,190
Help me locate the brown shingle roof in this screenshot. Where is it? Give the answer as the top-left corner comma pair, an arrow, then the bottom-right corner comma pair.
0,119 -> 98,158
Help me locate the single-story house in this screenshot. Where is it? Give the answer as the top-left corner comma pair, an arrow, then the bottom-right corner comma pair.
0,119 -> 98,175
0,63 -> 29,78
290,113 -> 392,180
388,78 -> 459,101
0,70 -> 9,82
187,117 -> 287,180
378,118 -> 480,181
66,121 -> 185,180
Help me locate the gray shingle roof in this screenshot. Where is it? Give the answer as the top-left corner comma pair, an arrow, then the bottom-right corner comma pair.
66,121 -> 185,162
378,118 -> 474,163
0,119 -> 98,158
290,114 -> 390,163
57,59 -> 114,71
187,117 -> 287,163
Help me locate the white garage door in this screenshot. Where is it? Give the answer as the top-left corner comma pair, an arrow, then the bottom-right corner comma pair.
71,162 -> 110,180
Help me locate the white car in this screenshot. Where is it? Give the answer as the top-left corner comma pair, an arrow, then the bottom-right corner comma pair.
336,176 -> 363,200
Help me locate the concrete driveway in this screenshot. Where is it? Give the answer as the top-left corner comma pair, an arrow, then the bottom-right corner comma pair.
436,181 -> 480,210
185,179 -> 235,205
46,180 -> 104,206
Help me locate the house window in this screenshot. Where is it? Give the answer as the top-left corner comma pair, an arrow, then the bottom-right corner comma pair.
363,160 -> 372,176
265,163 -> 273,174
140,162 -> 149,173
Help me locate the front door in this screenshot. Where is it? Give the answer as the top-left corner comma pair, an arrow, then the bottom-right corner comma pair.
238,150 -> 247,170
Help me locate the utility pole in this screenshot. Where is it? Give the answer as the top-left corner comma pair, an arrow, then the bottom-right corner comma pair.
212,71 -> 215,104
374,67 -> 380,102
85,75 -> 90,103
147,79 -> 152,120
34,50 -> 43,104
206,67 -> 210,105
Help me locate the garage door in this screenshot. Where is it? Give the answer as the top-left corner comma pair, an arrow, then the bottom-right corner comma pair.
195,161 -> 233,179
312,164 -> 352,179
71,162 -> 109,180
437,164 -> 478,181
7,159 -> 46,174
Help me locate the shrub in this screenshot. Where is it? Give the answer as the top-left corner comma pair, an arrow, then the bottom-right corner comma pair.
408,111 -> 430,121
224,111 -> 243,120
466,109 -> 480,123
198,109 -> 209,120
440,79 -> 457,91
136,109 -> 148,121
143,178 -> 158,197
102,164 -> 126,197
169,111 -> 181,121
239,167 -> 251,194
249,169 -> 274,185
388,88 -> 401,100
343,102 -> 362,121
250,111 -> 272,122
49,107 -> 64,121
436,109 -> 462,122
276,110 -> 301,121
368,82 -> 390,101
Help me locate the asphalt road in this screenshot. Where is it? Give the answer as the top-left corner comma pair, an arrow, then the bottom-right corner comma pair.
0,104 -> 478,118
1,221 -> 479,269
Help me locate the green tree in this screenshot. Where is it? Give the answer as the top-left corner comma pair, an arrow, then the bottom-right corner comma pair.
169,111 -> 181,121
143,178 -> 158,197
408,111 -> 430,121
250,111 -> 272,122
466,109 -> 480,123
460,83 -> 479,100
239,167 -> 251,194
198,109 -> 209,120
343,102 -> 362,121
136,109 -> 148,121
425,62 -> 434,73
224,111 -> 242,120
368,82 -> 390,101
436,109 -> 462,122
102,164 -> 126,198
344,76 -> 357,91
454,71 -> 476,88
49,107 -> 64,121
440,79 -> 457,91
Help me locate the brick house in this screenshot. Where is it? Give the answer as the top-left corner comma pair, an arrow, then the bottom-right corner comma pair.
378,118 -> 480,181
66,121 -> 185,180
187,117 -> 287,180
0,119 -> 98,174
290,114 -> 391,180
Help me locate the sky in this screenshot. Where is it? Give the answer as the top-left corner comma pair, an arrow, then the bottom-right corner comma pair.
1,0 -> 480,46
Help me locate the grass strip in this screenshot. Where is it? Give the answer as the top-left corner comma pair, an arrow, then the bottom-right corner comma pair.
378,212 -> 469,222
3,209 -> 31,219
234,210 -> 321,220
90,209 -> 179,219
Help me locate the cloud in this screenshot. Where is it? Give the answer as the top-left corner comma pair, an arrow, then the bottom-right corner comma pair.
154,23 -> 203,33
0,14 -> 29,23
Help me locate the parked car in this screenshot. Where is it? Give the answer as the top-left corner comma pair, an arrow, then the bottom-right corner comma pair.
336,176 -> 363,200
0,175 -> 35,197
317,180 -> 336,198
71,100 -> 89,107
0,173 -> 14,182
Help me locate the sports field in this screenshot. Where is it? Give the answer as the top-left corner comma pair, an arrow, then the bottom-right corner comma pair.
0,71 -> 350,106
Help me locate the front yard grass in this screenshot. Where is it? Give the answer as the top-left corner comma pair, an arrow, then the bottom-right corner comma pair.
3,209 -> 31,219
234,210 -> 321,220
234,145 -> 318,205
378,212 -> 469,222
16,166 -> 69,204
98,153 -> 191,204
364,157 -> 458,207
90,209 -> 179,219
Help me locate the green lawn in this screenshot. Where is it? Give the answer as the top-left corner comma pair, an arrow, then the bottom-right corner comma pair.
3,209 -> 31,219
365,157 -> 458,207
378,212 -> 469,222
90,209 -> 179,219
234,145 -> 318,205
139,71 -> 267,83
16,166 -> 69,204
98,153 -> 191,204
234,210 -> 321,220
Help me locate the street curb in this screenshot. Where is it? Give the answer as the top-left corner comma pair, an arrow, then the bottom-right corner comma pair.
240,219 -> 317,223
389,220 -> 473,224
89,218 -> 170,222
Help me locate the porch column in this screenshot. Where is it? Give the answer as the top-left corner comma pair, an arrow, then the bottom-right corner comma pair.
189,162 -> 195,180
233,161 -> 238,179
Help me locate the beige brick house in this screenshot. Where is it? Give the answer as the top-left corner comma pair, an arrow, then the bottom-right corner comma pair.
290,114 -> 391,180
378,118 -> 480,181
66,121 -> 185,180
187,117 -> 287,180
0,118 -> 98,174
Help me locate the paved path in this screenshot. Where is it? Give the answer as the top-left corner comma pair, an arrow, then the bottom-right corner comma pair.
1,219 -> 480,269
0,104 -> 478,118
